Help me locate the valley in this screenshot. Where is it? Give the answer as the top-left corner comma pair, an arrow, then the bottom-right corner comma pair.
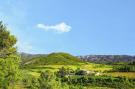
18,52 -> 135,89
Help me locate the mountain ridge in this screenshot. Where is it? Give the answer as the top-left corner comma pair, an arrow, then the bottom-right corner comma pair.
21,52 -> 84,65
20,52 -> 135,65
78,55 -> 135,64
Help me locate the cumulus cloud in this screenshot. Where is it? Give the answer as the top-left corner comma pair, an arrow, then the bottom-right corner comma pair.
37,22 -> 71,33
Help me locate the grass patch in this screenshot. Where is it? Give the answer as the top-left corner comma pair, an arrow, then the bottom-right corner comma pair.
106,72 -> 135,78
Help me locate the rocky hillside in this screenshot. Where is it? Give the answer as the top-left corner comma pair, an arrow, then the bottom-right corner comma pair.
78,55 -> 135,64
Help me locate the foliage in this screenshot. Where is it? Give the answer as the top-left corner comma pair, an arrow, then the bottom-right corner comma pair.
129,61 -> 135,65
61,75 -> 135,89
22,65 -> 135,89
23,74 -> 39,89
0,21 -> 17,58
23,52 -> 84,66
0,21 -> 21,89
75,68 -> 87,75
0,55 -> 21,89
38,71 -> 63,89
112,65 -> 135,72
23,71 -> 83,89
56,67 -> 73,78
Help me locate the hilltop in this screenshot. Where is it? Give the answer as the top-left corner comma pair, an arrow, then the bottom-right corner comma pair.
21,52 -> 84,66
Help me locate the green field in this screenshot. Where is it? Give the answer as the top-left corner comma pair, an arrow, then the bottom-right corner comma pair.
106,72 -> 135,78
24,64 -> 112,77
24,64 -> 135,79
19,52 -> 135,89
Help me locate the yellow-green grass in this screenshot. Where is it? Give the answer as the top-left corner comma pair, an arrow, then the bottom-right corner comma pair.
106,72 -> 135,78
80,64 -> 112,72
25,64 -> 135,79
85,86 -> 114,89
25,63 -> 112,78
28,71 -> 40,77
29,63 -> 112,72
28,65 -> 78,73
14,84 -> 26,89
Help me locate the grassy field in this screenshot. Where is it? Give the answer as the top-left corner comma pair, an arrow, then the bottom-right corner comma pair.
80,64 -> 112,72
20,63 -> 135,89
23,63 -> 135,79
106,72 -> 135,78
24,63 -> 112,77
26,64 -> 135,79
28,63 -> 112,71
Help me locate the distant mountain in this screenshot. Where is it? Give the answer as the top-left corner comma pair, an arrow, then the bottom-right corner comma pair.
20,52 -> 135,65
21,52 -> 84,66
78,55 -> 135,64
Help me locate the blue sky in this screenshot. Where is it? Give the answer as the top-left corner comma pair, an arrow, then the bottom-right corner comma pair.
0,0 -> 135,55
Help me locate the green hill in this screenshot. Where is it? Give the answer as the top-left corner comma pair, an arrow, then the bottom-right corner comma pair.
23,52 -> 84,66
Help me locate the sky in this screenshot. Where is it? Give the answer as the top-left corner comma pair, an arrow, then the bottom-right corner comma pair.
0,0 -> 135,55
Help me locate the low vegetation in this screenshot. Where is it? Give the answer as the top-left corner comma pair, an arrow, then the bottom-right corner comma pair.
23,52 -> 84,67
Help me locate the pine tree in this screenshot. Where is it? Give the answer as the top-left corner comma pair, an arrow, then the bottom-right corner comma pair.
0,21 -> 21,89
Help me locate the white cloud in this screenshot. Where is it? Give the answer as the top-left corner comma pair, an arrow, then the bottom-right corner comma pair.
37,22 -> 71,33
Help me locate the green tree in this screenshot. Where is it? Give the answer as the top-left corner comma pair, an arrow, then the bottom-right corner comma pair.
38,71 -> 62,89
56,67 -> 68,78
0,21 -> 21,89
0,21 -> 17,58
38,71 -> 54,89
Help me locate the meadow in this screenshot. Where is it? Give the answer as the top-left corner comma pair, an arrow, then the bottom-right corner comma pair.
25,64 -> 135,78
23,63 -> 112,77
106,72 -> 135,78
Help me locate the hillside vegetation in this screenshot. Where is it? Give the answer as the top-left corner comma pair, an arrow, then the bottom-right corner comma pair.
23,52 -> 84,66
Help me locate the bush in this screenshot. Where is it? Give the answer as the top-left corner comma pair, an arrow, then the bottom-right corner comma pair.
113,65 -> 135,72
0,55 -> 21,89
61,75 -> 135,89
